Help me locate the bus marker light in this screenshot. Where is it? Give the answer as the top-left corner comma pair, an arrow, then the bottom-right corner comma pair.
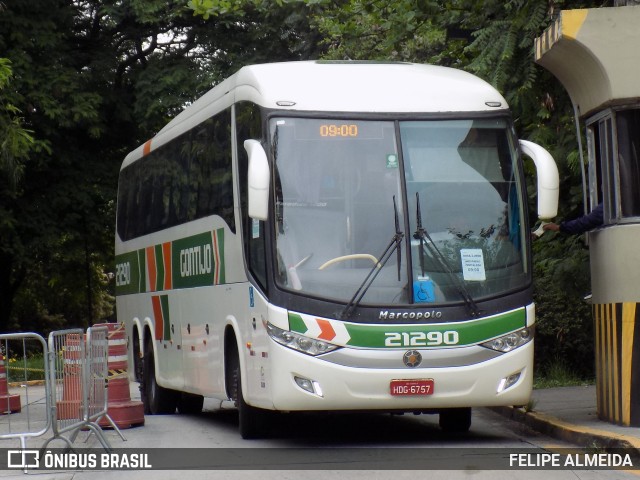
497,371 -> 522,393
294,376 -> 323,397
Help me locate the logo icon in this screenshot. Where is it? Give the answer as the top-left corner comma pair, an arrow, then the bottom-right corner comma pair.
403,350 -> 422,368
8,450 -> 40,469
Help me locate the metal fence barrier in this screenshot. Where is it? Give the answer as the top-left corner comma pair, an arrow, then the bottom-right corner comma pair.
43,327 -> 112,450
0,332 -> 51,450
0,326 -> 129,456
86,325 -> 125,441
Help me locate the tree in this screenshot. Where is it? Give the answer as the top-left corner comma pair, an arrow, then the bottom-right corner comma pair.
300,0 -> 600,377
0,58 -> 36,186
0,56 -> 41,334
0,0 -> 321,333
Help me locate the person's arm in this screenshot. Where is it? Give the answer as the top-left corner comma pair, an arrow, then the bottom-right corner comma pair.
544,204 -> 604,235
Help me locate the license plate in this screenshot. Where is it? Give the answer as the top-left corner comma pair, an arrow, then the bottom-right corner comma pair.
390,379 -> 434,396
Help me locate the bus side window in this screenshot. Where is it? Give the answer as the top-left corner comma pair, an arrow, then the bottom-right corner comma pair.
236,102 -> 268,291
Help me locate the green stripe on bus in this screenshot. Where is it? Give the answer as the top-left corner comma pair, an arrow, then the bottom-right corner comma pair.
288,308 -> 525,348
160,294 -> 171,341
155,243 -> 165,291
115,229 -> 227,295
288,314 -> 307,334
214,229 -> 225,285
114,250 -> 143,296
137,248 -> 147,292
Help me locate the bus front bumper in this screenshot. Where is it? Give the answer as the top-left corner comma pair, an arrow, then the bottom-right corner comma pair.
261,340 -> 533,412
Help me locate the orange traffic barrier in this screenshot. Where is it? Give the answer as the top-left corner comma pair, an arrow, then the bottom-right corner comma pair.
96,323 -> 145,429
0,355 -> 21,414
56,333 -> 83,420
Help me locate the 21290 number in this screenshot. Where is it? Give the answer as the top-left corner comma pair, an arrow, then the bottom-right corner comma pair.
384,331 -> 459,347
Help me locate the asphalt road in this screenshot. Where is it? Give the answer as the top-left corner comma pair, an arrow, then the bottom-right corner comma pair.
0,384 -> 637,479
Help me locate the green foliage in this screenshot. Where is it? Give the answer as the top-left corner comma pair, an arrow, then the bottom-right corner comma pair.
0,0 -> 612,379
0,0 -> 322,334
309,0 -> 605,378
6,353 -> 47,382
533,232 -> 594,378
188,0 -> 248,18
534,358 -> 591,389
312,0 -> 450,63
0,58 -> 36,187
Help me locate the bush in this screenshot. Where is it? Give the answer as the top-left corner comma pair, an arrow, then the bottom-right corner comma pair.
533,231 -> 595,379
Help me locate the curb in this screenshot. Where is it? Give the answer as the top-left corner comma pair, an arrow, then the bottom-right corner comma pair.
490,406 -> 640,454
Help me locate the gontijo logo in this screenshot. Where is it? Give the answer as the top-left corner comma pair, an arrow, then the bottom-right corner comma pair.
180,243 -> 213,277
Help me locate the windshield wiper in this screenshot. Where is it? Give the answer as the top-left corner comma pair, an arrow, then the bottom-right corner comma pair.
414,192 -> 480,318
340,196 -> 404,320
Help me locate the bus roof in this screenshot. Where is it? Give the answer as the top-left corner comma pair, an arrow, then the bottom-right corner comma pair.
123,61 -> 508,167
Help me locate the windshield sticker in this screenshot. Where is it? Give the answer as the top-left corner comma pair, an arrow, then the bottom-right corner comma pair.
386,154 -> 398,168
460,248 -> 486,281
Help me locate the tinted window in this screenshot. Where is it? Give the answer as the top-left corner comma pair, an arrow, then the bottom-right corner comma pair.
117,109 -> 234,240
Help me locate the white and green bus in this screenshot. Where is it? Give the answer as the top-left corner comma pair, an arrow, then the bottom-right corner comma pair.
115,61 -> 559,438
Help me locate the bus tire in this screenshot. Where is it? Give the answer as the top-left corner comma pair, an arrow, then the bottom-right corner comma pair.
439,407 -> 472,433
178,392 -> 204,414
236,367 -> 273,439
227,342 -> 272,439
133,333 -> 143,383
143,340 -> 178,415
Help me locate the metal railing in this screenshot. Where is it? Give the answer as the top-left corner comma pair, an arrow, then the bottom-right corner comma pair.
0,333 -> 51,450
0,325 -> 130,454
43,327 -> 112,450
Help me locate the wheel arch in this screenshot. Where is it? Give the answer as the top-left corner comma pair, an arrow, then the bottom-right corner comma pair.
223,317 -> 243,401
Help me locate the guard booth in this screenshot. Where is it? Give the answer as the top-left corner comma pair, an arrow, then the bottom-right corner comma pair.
535,6 -> 640,426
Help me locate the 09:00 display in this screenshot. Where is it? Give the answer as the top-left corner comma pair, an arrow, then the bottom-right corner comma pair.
319,124 -> 358,137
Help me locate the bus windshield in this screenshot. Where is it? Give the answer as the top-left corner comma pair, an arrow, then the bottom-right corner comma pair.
272,117 -> 527,307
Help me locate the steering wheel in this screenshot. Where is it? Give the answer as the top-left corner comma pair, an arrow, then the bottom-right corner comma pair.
318,254 -> 380,270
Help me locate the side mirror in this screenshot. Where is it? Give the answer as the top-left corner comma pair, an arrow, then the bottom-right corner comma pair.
519,140 -> 559,220
244,139 -> 270,221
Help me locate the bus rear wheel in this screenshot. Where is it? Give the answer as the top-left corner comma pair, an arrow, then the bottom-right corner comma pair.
143,340 -> 179,415
439,407 -> 472,433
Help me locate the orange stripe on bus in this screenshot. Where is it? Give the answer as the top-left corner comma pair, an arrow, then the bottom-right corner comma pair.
146,246 -> 157,292
163,242 -> 172,290
151,296 -> 163,341
143,140 -> 152,156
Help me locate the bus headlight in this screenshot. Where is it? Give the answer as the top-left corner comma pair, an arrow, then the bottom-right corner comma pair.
266,323 -> 340,356
480,327 -> 533,353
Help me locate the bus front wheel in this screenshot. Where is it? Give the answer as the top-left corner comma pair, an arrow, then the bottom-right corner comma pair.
143,340 -> 179,415
439,407 -> 472,433
228,345 -> 272,439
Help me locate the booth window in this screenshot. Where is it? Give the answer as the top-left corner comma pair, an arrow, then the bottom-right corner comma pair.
587,108 -> 640,224
616,109 -> 640,218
